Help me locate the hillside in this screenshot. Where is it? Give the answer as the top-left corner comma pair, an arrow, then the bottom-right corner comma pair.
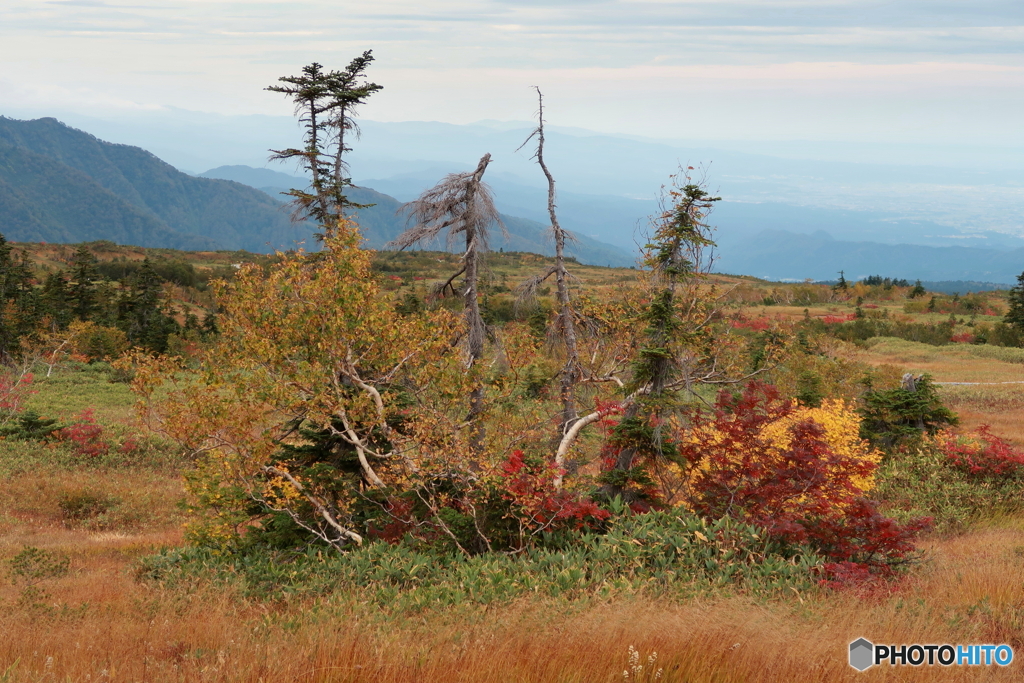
0,117 -> 318,252
0,141 -> 204,249
0,118 -> 632,266
201,165 -> 636,266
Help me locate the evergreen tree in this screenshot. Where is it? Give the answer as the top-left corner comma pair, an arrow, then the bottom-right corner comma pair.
910,279 -> 926,298
601,178 -> 719,503
0,235 -> 39,359
40,271 -> 73,330
267,52 -> 383,233
860,376 -> 957,449
118,258 -> 179,353
69,245 -> 100,321
1004,271 -> 1024,331
201,311 -> 219,338
183,311 -> 201,333
833,270 -> 848,294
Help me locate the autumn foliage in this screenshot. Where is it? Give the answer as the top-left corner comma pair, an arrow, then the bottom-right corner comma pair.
935,425 -> 1024,478
0,370 -> 33,424
56,409 -> 110,457
126,197 -> 939,587
677,383 -> 929,575
501,450 -> 610,534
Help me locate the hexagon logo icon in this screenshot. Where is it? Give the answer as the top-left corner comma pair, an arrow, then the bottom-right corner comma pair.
849,638 -> 874,671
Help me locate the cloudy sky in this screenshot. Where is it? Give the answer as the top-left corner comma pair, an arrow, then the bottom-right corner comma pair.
2,0 -> 1024,145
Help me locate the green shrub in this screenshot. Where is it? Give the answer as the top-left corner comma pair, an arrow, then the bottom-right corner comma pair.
57,488 -> 120,524
140,510 -> 822,609
0,410 -> 61,440
8,546 -> 71,609
8,546 -> 70,585
859,375 -> 957,450
75,325 -> 128,362
875,442 -> 1024,533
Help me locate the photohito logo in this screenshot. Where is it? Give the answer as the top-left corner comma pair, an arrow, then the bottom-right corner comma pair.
849,639 -> 1014,671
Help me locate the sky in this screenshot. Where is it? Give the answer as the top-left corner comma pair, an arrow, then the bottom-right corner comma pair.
3,0 -> 1024,146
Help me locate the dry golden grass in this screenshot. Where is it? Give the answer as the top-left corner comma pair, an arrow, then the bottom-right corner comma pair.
852,339 -> 1024,445
854,341 -> 1024,385
940,384 -> 1024,447
3,495 -> 1024,682
0,465 -> 184,534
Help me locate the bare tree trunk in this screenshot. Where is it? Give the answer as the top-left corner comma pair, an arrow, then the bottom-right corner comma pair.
388,153 -> 502,462
305,100 -> 334,229
531,88 -> 582,436
463,155 -> 491,455
333,103 -> 347,220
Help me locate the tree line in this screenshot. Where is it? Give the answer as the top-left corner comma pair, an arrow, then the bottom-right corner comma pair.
0,237 -> 215,362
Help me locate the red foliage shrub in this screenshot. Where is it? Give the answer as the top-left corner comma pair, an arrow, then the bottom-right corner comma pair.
950,332 -> 976,344
731,317 -> 771,331
679,382 -> 930,576
501,450 -> 610,533
56,409 -> 111,457
0,371 -> 33,417
938,425 -> 1024,477
367,498 -> 417,544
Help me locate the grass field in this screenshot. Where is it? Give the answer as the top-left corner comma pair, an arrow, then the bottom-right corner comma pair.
852,338 -> 1024,447
2,253 -> 1023,681
1,361 -> 1023,682
3,497 -> 1024,681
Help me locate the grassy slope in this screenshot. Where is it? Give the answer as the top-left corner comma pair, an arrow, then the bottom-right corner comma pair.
1,416 -> 1023,683
3,247 -> 1024,681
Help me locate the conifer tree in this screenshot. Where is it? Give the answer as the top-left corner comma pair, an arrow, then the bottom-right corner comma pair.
833,270 -> 848,295
69,245 -> 100,320
40,271 -> 73,331
601,175 -> 719,502
1004,271 -> 1024,331
0,235 -> 39,359
268,51 -> 383,234
118,259 -> 179,352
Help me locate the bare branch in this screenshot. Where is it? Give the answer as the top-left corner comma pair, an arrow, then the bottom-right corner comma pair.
553,396 -> 635,488
263,466 -> 363,546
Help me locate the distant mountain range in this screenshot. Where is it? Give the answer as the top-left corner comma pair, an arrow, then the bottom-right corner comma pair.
712,229 -> 1024,285
198,165 -> 635,266
3,113 -> 1024,282
0,117 -> 633,265
0,116 -> 315,252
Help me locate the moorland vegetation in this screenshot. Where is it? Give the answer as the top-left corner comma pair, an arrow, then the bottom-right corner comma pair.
2,53 -> 1024,682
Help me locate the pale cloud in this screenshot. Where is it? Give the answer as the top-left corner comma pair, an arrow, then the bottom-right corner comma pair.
1,0 -> 1022,143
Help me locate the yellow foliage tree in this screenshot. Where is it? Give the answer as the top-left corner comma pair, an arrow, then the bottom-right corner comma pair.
758,399 -> 881,495
132,221 -> 494,549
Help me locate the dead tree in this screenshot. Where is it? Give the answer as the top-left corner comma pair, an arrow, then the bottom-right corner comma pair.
387,154 -> 504,456
516,87 -> 583,475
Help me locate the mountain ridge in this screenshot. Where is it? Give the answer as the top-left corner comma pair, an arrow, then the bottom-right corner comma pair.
0,117 -> 634,266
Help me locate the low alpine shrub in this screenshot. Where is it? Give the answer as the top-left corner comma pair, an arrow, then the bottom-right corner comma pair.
875,431 -> 1024,533
936,425 -> 1024,478
55,409 -> 110,457
679,382 -> 930,578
